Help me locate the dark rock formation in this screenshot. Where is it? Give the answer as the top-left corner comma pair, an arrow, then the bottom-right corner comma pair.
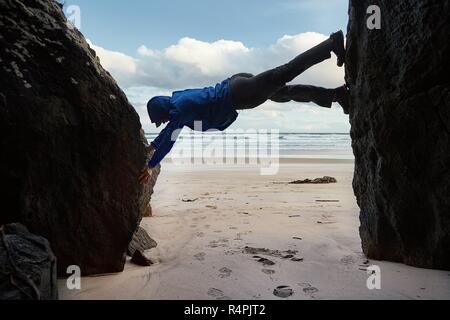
127,226 -> 158,257
130,250 -> 153,267
289,176 -> 337,184
126,132 -> 160,258
0,0 -> 153,275
346,0 -> 450,269
0,224 -> 58,300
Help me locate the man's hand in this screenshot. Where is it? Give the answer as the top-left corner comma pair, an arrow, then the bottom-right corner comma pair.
145,144 -> 156,154
139,166 -> 153,184
140,144 -> 156,184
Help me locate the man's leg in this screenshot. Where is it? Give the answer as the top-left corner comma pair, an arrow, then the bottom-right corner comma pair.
270,84 -> 350,114
230,73 -> 255,80
230,31 -> 345,110
270,85 -> 334,108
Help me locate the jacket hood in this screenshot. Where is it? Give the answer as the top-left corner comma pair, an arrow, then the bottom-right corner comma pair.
147,96 -> 173,126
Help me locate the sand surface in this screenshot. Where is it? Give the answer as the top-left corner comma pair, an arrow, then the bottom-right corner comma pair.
59,160 -> 450,300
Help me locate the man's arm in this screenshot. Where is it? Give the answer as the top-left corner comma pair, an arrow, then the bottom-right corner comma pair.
139,123 -> 182,184
148,120 -> 183,168
139,144 -> 155,184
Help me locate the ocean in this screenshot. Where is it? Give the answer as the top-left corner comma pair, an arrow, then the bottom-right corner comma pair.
145,132 -> 353,160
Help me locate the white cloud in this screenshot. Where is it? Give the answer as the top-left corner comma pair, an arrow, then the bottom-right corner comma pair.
164,38 -> 250,76
87,40 -> 138,83
232,101 -> 350,133
88,33 -> 348,133
90,32 -> 343,89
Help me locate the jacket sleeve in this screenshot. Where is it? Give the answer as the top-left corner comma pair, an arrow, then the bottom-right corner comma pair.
148,120 -> 184,168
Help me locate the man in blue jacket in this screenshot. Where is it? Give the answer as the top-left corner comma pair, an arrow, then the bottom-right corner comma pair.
139,31 -> 349,184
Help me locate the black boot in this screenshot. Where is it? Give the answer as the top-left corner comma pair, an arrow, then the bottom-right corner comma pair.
333,85 -> 350,115
330,30 -> 345,67
270,85 -> 334,109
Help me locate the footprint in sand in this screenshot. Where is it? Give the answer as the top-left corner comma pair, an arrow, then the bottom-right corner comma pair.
208,239 -> 229,248
207,288 -> 223,297
303,286 -> 319,294
273,286 -> 294,298
340,255 -> 356,265
195,232 -> 205,238
291,257 -> 304,262
219,267 -> 232,278
299,283 -> 319,295
262,269 -> 276,275
207,288 -> 230,300
253,256 -> 276,266
194,252 -> 206,261
209,242 -> 219,248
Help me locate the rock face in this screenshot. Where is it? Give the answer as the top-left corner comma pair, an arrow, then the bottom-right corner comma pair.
125,131 -> 160,258
0,224 -> 58,300
346,0 -> 450,269
140,131 -> 161,219
0,0 -> 151,275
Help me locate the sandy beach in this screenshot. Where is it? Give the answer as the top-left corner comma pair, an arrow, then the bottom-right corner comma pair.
59,159 -> 450,300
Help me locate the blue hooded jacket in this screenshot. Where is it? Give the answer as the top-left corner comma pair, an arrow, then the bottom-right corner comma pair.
147,78 -> 238,167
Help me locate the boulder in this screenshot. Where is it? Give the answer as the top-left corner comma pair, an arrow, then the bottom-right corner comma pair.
125,131 -> 160,259
130,250 -> 153,267
0,224 -> 57,300
346,0 -> 450,269
127,226 -> 158,257
0,0 -> 149,275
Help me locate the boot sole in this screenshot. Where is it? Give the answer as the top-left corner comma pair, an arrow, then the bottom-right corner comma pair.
332,31 -> 345,67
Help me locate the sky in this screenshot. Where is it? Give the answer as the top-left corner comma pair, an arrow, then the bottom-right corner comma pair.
63,0 -> 350,133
